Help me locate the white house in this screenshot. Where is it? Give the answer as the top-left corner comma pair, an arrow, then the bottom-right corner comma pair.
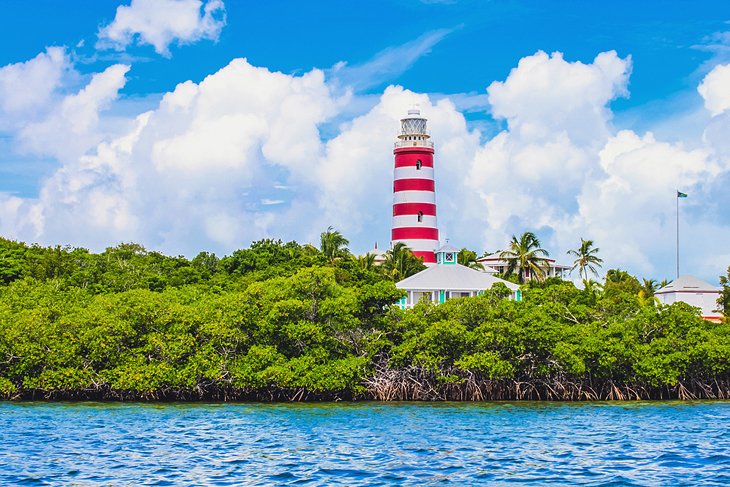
655,275 -> 723,323
395,244 -> 521,309
477,256 -> 571,280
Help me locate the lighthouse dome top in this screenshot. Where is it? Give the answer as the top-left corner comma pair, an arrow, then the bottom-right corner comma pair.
398,109 -> 431,143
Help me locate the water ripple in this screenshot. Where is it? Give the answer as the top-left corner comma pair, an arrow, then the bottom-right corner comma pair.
2,401 -> 730,485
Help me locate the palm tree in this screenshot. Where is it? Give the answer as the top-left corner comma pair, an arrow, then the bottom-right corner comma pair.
567,238 -> 603,281
498,231 -> 549,284
638,278 -> 660,306
582,278 -> 603,296
605,269 -> 633,284
319,226 -> 349,264
356,253 -> 376,271
382,242 -> 425,282
457,248 -> 484,270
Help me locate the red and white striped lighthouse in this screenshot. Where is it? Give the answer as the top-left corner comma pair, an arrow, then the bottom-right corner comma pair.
391,109 -> 439,264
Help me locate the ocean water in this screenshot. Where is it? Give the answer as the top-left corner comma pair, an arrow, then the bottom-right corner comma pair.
1,401 -> 729,486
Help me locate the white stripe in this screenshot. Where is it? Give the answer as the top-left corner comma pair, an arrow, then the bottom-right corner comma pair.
392,215 -> 438,228
392,191 -> 436,204
390,239 -> 440,251
394,167 -> 435,181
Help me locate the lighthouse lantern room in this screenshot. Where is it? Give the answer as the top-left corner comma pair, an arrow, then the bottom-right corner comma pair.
391,109 -> 439,264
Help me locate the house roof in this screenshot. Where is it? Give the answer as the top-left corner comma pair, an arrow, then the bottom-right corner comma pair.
436,243 -> 461,254
656,275 -> 720,294
476,256 -> 571,270
396,263 -> 519,292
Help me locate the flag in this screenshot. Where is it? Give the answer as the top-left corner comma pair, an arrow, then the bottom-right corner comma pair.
677,191 -> 688,198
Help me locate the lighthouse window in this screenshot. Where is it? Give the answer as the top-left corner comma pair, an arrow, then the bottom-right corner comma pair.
417,211 -> 423,222
416,159 -> 422,170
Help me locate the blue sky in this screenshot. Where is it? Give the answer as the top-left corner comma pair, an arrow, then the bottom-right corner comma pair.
1,0 -> 729,283
3,2 -> 724,102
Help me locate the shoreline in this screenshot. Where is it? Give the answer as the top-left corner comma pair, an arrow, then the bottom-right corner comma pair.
5,378 -> 730,402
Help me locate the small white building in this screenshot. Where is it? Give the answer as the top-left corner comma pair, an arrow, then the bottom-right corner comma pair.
395,244 -> 521,309
655,275 -> 723,323
477,256 -> 571,280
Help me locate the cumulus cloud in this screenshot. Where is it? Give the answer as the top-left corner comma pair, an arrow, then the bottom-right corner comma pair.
462,51 -> 632,250
2,57 -> 345,253
0,47 -> 73,124
563,131 -> 721,275
698,63 -> 730,116
487,50 -> 630,144
2,44 -> 729,284
453,50 -> 729,282
97,0 -> 226,57
17,64 -> 130,163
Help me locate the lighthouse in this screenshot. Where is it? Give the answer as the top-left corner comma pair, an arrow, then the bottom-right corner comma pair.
391,109 -> 439,264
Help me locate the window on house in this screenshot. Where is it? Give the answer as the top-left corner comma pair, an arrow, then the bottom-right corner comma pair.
417,211 -> 423,222
416,160 -> 422,170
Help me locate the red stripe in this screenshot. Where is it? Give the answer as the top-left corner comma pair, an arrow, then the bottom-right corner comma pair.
394,179 -> 435,192
412,251 -> 436,263
392,227 -> 439,240
393,203 -> 437,216
394,152 -> 434,168
394,147 -> 435,155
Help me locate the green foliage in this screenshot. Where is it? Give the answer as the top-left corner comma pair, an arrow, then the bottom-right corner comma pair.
319,227 -> 350,265
499,231 -> 549,283
457,248 -> 484,270
719,267 -> 730,319
381,242 -> 425,281
1,235 -> 729,400
567,238 -> 603,281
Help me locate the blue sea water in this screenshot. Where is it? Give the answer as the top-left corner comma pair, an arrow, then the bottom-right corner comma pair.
1,401 -> 730,486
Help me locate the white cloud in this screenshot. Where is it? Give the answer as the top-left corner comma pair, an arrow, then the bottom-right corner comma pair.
0,46 -> 131,170
461,51 -> 632,252
698,63 -> 730,116
2,57 -> 344,254
452,50 -> 728,282
699,64 -> 730,169
329,29 -> 453,92
0,47 -> 73,123
1,46 -> 729,285
97,0 -> 226,57
17,64 -> 130,163
487,50 -> 630,144
563,130 -> 720,276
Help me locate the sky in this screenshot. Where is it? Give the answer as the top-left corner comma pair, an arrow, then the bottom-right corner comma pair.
1,0 -> 730,284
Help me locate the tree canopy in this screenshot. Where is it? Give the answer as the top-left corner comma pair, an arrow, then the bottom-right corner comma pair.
499,232 -> 549,283
0,235 -> 728,401
567,238 -> 603,281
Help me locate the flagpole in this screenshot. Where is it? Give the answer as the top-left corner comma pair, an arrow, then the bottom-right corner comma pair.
676,190 -> 679,279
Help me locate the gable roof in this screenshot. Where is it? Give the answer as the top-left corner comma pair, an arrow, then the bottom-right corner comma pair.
396,263 -> 519,292
656,275 -> 720,294
436,243 -> 461,254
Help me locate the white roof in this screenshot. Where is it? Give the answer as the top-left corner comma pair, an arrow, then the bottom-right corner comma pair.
396,263 -> 519,292
436,243 -> 461,254
656,275 -> 720,294
477,256 -> 571,270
